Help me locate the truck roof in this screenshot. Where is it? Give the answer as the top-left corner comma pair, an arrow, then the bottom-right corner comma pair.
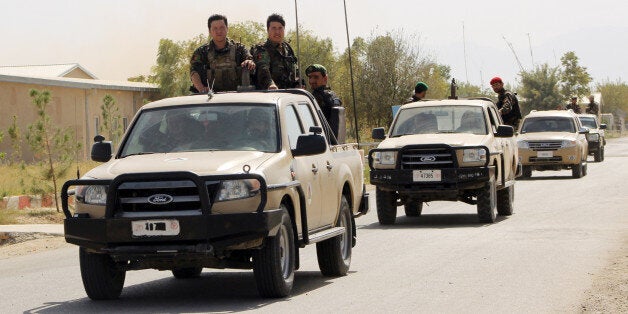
525,110 -> 578,118
142,90 -> 309,110
401,98 -> 494,110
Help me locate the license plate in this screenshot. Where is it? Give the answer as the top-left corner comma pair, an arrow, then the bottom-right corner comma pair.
537,151 -> 553,158
413,170 -> 442,182
132,219 -> 180,236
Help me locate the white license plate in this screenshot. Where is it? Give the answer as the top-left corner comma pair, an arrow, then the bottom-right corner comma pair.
537,151 -> 553,158
132,219 -> 180,236
413,170 -> 442,182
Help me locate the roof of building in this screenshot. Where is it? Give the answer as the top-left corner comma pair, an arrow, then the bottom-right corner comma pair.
0,73 -> 159,92
0,63 -> 98,79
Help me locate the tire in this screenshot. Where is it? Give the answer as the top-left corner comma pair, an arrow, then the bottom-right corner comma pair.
376,188 -> 397,225
593,147 -> 604,162
496,185 -> 514,216
316,196 -> 352,277
404,201 -> 423,217
477,178 -> 497,223
583,163 -> 588,176
172,267 -> 202,279
572,162 -> 583,178
253,207 -> 295,298
79,247 -> 126,300
521,166 -> 532,178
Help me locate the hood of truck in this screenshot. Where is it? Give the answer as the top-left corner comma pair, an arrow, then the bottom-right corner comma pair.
377,133 -> 491,149
83,151 -> 274,179
517,132 -> 578,141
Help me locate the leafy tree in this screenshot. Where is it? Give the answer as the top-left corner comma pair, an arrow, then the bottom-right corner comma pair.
7,115 -> 23,165
100,94 -> 123,148
25,89 -> 81,212
229,21 -> 266,47
559,51 -> 592,100
519,63 -> 562,113
286,28 -> 336,88
596,78 -> 628,116
456,81 -> 494,99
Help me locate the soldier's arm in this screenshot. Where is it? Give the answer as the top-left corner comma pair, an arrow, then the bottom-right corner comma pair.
237,44 -> 255,70
252,48 -> 276,89
190,47 -> 208,92
499,94 -> 514,115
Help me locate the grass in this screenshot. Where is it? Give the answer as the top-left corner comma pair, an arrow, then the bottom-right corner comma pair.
0,210 -> 19,224
0,161 -> 100,197
0,208 -> 64,225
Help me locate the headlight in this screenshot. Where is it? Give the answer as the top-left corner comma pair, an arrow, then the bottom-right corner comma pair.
462,148 -> 487,163
586,133 -> 599,141
562,140 -> 577,147
76,185 -> 108,205
217,179 -> 260,201
372,151 -> 397,169
517,140 -> 529,149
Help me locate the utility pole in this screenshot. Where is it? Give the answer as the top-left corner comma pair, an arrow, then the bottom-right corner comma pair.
343,0 -> 360,145
502,35 -> 524,72
527,33 -> 534,68
462,22 -> 469,83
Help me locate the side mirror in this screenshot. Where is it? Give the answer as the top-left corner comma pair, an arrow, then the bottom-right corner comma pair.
600,124 -> 607,129
292,134 -> 327,156
372,127 -> 386,140
91,135 -> 112,162
309,126 -> 323,134
578,127 -> 590,134
495,125 -> 514,137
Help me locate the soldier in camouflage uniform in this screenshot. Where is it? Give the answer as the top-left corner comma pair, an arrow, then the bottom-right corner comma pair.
305,64 -> 342,122
190,14 -> 255,93
405,82 -> 428,103
251,14 -> 301,90
566,96 -> 582,114
490,77 -> 522,129
585,95 -> 599,115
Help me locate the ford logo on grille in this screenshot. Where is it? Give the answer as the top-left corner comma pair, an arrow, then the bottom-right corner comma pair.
420,156 -> 436,162
147,194 -> 174,205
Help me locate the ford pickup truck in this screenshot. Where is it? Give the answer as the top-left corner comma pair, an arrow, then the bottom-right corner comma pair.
61,89 -> 368,299
370,97 -> 519,224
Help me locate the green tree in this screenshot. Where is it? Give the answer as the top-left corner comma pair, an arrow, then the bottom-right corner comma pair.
559,51 -> 592,100
596,78 -> 628,116
25,89 -> 81,212
456,81 -> 494,99
229,21 -> 266,47
519,63 -> 562,113
7,115 -> 23,165
100,94 -> 123,148
286,28 -> 336,88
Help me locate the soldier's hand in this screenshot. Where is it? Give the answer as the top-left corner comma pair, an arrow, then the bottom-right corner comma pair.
241,60 -> 256,71
268,84 -> 278,90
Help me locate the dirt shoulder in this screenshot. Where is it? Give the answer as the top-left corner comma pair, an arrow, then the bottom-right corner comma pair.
0,232 -> 68,259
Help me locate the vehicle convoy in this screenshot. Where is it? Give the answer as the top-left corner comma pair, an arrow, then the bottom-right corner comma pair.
577,113 -> 606,162
61,89 -> 368,299
369,96 -> 519,224
517,110 -> 589,178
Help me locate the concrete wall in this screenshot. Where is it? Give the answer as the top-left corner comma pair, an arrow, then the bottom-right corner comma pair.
0,81 -> 157,161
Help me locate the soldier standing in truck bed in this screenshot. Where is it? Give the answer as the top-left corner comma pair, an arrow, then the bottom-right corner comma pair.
305,64 -> 342,122
251,13 -> 301,90
190,14 -> 255,93
490,77 -> 522,130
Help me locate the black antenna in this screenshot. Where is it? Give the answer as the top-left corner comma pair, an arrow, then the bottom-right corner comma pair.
343,0 -> 360,145
294,0 -> 302,86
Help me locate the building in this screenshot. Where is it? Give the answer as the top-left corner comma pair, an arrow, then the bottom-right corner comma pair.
0,63 -> 159,161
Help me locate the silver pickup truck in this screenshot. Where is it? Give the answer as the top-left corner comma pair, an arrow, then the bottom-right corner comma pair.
61,89 -> 368,299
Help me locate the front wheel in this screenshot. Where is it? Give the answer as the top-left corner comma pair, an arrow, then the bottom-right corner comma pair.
572,162 -> 583,178
404,201 -> 423,217
496,185 -> 514,216
316,195 -> 352,276
376,188 -> 397,225
79,248 -> 126,300
521,166 -> 532,178
477,178 -> 497,223
253,207 -> 295,298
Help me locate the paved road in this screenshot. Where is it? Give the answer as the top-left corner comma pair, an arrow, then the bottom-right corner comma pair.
1,137 -> 627,313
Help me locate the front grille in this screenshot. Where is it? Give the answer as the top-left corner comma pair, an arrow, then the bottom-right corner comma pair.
529,156 -> 562,163
401,147 -> 454,170
528,141 -> 563,151
116,180 -> 220,214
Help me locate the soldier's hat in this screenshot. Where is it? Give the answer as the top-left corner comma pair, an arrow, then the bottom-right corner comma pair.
305,64 -> 327,76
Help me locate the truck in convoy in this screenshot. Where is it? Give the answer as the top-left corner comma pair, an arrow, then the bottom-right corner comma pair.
61,89 -> 368,299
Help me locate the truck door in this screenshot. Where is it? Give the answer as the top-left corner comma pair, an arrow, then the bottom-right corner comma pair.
286,104 -> 323,229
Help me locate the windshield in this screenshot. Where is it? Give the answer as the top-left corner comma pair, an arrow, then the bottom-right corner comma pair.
391,105 -> 487,136
578,116 -> 597,129
119,104 -> 278,157
520,117 -> 576,133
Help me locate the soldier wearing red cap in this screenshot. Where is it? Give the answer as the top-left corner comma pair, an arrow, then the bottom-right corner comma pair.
490,77 -> 521,130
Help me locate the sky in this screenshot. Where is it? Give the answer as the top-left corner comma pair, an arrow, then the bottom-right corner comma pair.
1,0 -> 626,90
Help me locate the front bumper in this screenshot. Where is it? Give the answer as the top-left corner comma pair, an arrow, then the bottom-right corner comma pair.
370,166 -> 491,193
61,171 -> 283,254
519,146 -> 581,166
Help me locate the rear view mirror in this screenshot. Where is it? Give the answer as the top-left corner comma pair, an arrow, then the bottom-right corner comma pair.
292,134 -> 327,156
372,127 -> 386,140
91,135 -> 112,162
600,124 -> 607,130
495,125 -> 514,137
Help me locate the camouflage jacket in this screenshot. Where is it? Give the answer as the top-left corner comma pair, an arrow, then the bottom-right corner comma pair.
312,86 -> 342,121
404,95 -> 421,104
585,102 -> 599,114
497,90 -> 522,126
190,39 -> 252,92
566,103 -> 582,114
251,39 -> 300,89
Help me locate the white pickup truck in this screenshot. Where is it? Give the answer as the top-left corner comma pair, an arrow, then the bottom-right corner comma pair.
61,89 -> 368,299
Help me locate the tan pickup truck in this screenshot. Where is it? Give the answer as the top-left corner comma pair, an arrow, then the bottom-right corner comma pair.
370,98 -> 519,224
61,90 -> 368,299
